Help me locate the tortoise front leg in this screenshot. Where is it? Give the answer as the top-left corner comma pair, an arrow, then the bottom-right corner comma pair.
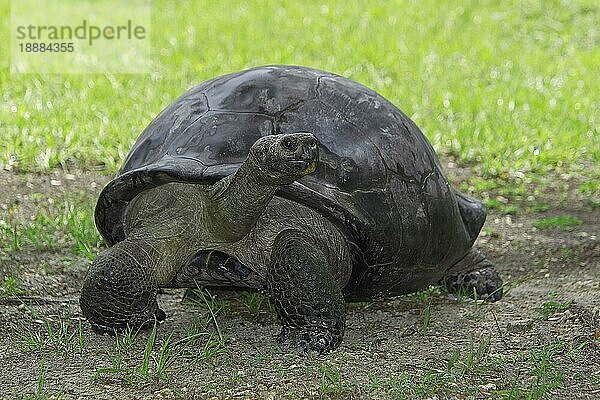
267,230 -> 345,354
80,239 -> 166,333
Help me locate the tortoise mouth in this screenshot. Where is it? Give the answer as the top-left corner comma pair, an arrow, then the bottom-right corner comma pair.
287,159 -> 318,174
261,157 -> 318,182
268,159 -> 317,173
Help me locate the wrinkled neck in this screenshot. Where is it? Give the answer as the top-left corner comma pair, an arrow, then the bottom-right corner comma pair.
207,159 -> 277,242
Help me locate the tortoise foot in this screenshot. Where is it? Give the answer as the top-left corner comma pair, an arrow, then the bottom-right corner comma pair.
80,239 -> 166,334
445,266 -> 503,302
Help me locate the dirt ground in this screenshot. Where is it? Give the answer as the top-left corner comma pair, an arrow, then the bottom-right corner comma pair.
0,166 -> 598,399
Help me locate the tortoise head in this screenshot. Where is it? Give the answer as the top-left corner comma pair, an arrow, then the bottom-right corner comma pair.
248,133 -> 319,185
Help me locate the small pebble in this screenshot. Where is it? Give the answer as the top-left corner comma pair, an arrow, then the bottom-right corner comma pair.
507,319 -> 534,333
479,383 -> 497,391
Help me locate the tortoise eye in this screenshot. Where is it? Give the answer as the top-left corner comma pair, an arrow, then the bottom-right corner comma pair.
282,138 -> 295,150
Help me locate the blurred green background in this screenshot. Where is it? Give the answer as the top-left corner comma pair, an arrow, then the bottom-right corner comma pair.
1,0 -> 599,180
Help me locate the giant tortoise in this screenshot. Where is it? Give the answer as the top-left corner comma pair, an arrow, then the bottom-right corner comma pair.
80,65 -> 502,353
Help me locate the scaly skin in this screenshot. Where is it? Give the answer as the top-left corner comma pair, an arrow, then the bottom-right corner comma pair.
80,133 -> 352,352
80,239 -> 166,332
268,229 -> 345,353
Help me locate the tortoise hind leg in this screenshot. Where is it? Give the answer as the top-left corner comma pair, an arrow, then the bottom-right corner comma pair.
267,229 -> 346,354
441,248 -> 503,302
80,239 -> 165,333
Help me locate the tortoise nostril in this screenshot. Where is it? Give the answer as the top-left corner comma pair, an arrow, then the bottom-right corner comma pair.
300,143 -> 317,161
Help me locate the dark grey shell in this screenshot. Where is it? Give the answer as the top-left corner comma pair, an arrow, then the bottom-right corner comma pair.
96,65 -> 485,298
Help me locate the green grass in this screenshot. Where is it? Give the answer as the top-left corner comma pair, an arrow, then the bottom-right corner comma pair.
0,275 -> 26,297
364,339 -> 567,399
236,291 -> 274,316
0,0 -> 599,180
21,359 -> 64,400
579,181 -> 600,209
402,285 -> 443,306
92,319 -> 228,386
533,215 -> 583,229
19,318 -> 77,353
420,302 -> 432,335
0,193 -> 101,258
579,181 -> 599,195
186,289 -> 227,342
497,344 -> 566,399
531,203 -> 551,212
483,198 -> 520,215
319,362 -> 354,396
536,300 -> 572,318
537,300 -> 571,316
